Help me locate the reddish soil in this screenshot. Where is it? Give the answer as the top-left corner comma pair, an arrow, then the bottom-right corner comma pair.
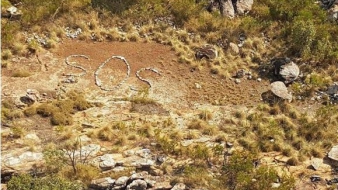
53,39 -> 270,108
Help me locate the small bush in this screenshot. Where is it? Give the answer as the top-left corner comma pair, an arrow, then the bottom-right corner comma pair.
188,119 -> 208,130
36,103 -> 58,117
7,174 -> 83,190
198,110 -> 213,121
286,157 -> 299,166
97,126 -> 114,141
24,106 -> 37,117
11,125 -> 26,138
2,49 -> 12,60
51,112 -> 73,125
60,164 -> 99,186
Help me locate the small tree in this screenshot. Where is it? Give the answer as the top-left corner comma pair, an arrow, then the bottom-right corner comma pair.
61,137 -> 94,174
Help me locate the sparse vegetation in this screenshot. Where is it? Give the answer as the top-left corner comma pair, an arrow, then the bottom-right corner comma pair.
2,0 -> 338,189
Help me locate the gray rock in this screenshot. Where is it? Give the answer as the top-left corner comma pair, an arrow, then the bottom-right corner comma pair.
152,182 -> 172,190
271,183 -> 281,188
311,158 -> 322,171
90,177 -> 115,190
130,171 -> 148,181
195,44 -> 217,60
115,176 -> 129,187
99,154 -> 116,171
235,69 -> 246,78
171,183 -> 186,190
126,179 -> 147,190
270,81 -> 292,102
328,145 -> 338,161
237,0 -> 254,15
235,78 -> 241,84
112,166 -> 125,172
135,149 -> 151,158
195,83 -> 202,89
272,58 -> 299,84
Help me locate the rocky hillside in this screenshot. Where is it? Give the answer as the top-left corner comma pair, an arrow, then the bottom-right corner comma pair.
1,0 -> 338,190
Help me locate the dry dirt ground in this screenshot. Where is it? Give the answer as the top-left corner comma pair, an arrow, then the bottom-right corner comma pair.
1,39 -> 331,189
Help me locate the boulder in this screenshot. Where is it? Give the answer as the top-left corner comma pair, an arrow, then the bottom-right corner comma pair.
4,6 -> 22,20
135,149 -> 151,158
90,177 -> 115,190
126,179 -> 147,190
115,176 -> 129,187
328,145 -> 338,161
270,81 -> 293,102
272,57 -> 299,84
236,0 -> 254,15
99,154 -> 116,171
207,0 -> 254,18
229,42 -> 239,55
171,183 -> 186,190
195,44 -> 218,60
327,84 -> 338,102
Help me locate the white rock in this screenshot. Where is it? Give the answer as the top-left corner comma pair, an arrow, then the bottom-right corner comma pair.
115,176 -> 129,186
24,134 -> 40,143
195,83 -> 202,89
328,145 -> 338,161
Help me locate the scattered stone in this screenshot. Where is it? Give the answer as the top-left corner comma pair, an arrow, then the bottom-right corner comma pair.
145,179 -> 156,187
272,57 -> 299,84
226,142 -> 233,148
152,181 -> 172,190
207,0 -> 253,18
115,176 -> 129,187
24,133 -> 40,143
90,177 -> 115,190
310,175 -> 321,182
271,183 -> 281,188
171,183 -> 186,190
65,27 -> 82,39
130,171 -> 148,181
99,154 -> 116,171
79,135 -> 91,142
327,84 -> 338,102
20,95 -> 35,105
327,178 -> 338,185
126,179 -> 147,190
229,42 -> 239,55
237,0 -> 254,15
195,83 -> 202,89
113,166 -> 125,172
136,149 -> 152,158
195,44 -> 218,60
156,155 -> 166,164
310,158 -> 322,171
82,123 -> 96,128
5,6 -> 22,20
270,81 -> 293,102
257,78 -> 262,82
235,78 -> 241,84
235,69 -> 246,78
181,140 -> 194,147
328,145 -> 338,161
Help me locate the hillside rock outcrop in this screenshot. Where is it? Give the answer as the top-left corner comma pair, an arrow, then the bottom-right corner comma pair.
207,0 -> 254,18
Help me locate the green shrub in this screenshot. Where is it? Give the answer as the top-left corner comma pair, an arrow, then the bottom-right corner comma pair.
60,164 -> 99,186
169,0 -> 203,26
7,174 -> 83,190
